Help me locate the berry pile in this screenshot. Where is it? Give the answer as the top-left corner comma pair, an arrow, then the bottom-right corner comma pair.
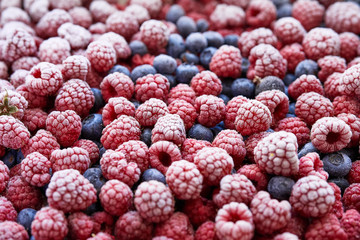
0,0 -> 360,239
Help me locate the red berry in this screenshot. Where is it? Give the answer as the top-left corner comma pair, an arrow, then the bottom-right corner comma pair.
209,45 -> 242,78
190,70 -> 222,96
340,63 -> 360,98
50,147 -> 90,174
333,95 -> 360,116
12,56 -> 40,72
246,0 -> 276,28
0,89 -> 28,119
98,32 -> 131,60
195,95 -> 226,128
135,74 -> 170,103
348,160 -> 360,184
58,22 -> 91,50
135,98 -> 169,127
0,196 -> 17,222
154,212 -> 194,240
0,161 -> 9,193
318,56 -> 346,82
114,211 -> 153,240
181,138 -> 212,163
324,72 -> 342,101
168,83 -> 196,105
68,212 -> 94,240
116,140 -> 149,173
328,182 -> 344,219
341,209 -> 360,240
22,129 -> 60,158
152,114 -> 186,146
0,221 -> 28,240
106,11 -> 139,41
280,43 -> 306,73
292,0 -> 324,31
61,55 -> 91,81
16,84 -> 48,109
21,152 -> 51,187
2,28 -> 36,63
140,20 -> 169,52
182,198 -> 217,227
237,164 -> 268,191
130,0 -> 162,18
168,99 -> 197,130
288,74 -> 324,100
337,113 -> 360,148
210,4 -> 245,30
89,1 -> 116,23
91,211 -> 114,235
325,2 -> 360,34
274,17 -> 306,45
86,41 -> 116,72
343,183 -> 360,211
298,152 -> 329,180
0,115 -> 30,150
125,4 -> 150,25
102,97 -> 135,126
38,37 -> 71,65
224,96 -> 249,130
69,7 -> 92,29
35,9 -> 72,38
149,140 -> 182,174
0,7 -> 30,25
87,232 -> 113,240
100,72 -> 134,102
305,213 -> 347,240
245,132 -> 271,163
73,139 -> 100,164
339,32 -> 360,62
275,117 -> 310,147
195,221 -> 218,240
22,108 -> 47,133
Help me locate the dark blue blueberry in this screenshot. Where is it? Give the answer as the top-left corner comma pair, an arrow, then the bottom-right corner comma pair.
339,148 -> 358,161
109,64 -> 130,76
255,76 -> 285,96
163,74 -> 176,89
220,77 -> 233,98
241,58 -> 250,77
90,88 -> 105,113
288,102 -> 296,115
2,149 -> 19,168
175,63 -> 199,84
322,152 -> 352,178
129,40 -> 148,56
153,54 -> 177,74
188,124 -> 214,142
224,34 -> 239,47
17,208 -> 37,235
83,168 -> 106,195
30,237 -> 35,240
266,128 -> 275,133
167,34 -> 186,58
92,140 -> 101,149
131,64 -> 156,82
99,147 -> 106,159
196,19 -> 209,32
286,113 -> 296,118
185,32 -> 208,54
176,16 -> 197,38
84,202 -> 102,215
203,31 -> 224,48
81,113 -> 104,142
298,142 -> 320,159
267,176 -> 295,200
272,0 -> 290,8
277,3 -> 292,19
200,47 -> 217,69
295,60 -> 319,78
283,73 -> 296,86
328,178 -> 350,194
181,52 -> 199,65
141,168 -> 166,184
219,94 -> 230,104
15,149 -> 24,164
284,86 -> 289,97
131,100 -> 140,110
231,78 -> 255,99
141,128 -> 152,147
211,122 -> 225,137
166,4 -> 185,23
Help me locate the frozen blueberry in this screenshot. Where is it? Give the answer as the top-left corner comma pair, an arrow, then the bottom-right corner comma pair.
163,74 -> 176,89
188,124 -> 214,142
200,47 -> 217,69
175,63 -> 199,84
211,121 -> 225,137
255,76 -> 285,96
295,60 -> 319,78
141,128 -> 152,147
203,31 -> 224,48
328,178 -> 350,194
90,88 -> 105,113
322,152 -> 352,178
84,202 -> 102,215
153,54 -> 177,74
83,168 -> 106,195
181,52 -> 199,64
286,113 -> 296,118
176,16 -> 197,38
2,149 -> 22,168
131,100 -> 140,110
277,4 -> 292,19
220,77 -> 233,98
224,34 -> 239,47
266,128 -> 275,133
219,94 -> 230,104
17,208 -> 37,235
267,176 -> 295,200
131,64 -> 156,82
186,32 -> 208,54
298,142 -> 320,159
109,65 -> 130,76
339,148 -> 358,161
99,147 -> 106,159
231,78 -> 255,99
283,73 -> 296,86
81,113 -> 104,142
129,40 -> 148,56
272,0 -> 290,8
166,4 -> 185,23
241,58 -> 250,77
288,102 -> 296,114
167,33 -> 186,58
141,168 -> 166,184
196,19 -> 209,32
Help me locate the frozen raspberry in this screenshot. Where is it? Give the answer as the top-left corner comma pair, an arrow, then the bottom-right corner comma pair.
106,11 -> 139,41
152,114 -> 186,146
89,1 -> 116,23
22,130 -> 59,158
277,215 -> 307,239
290,175 -> 335,217
57,22 -> 91,50
125,4 -> 150,25
280,43 -> 306,73
209,4 -> 245,30
246,0 -> 276,28
348,159 -> 360,184
100,149 -> 140,186
91,211 -> 114,235
31,207 -> 68,240
101,115 -> 141,150
2,29 -> 36,63
135,98 -> 169,127
0,221 -> 28,240
245,132 -> 271,163
298,152 -> 328,180
181,138 -> 211,163
88,232 -> 113,240
26,0 -> 49,23
195,221 -> 218,240
341,209 -> 360,240
325,2 -> 360,34
209,45 -> 242,78
61,55 -> 90,81
46,169 -> 97,213
340,63 -> 360,98
0,89 -> 28,119
305,213 -> 347,240
10,70 -> 28,88
343,183 -> 360,211
333,95 -> 360,116
274,17 -> 306,45
0,196 -> 16,222
323,72 -> 342,100
215,202 -> 254,240
292,0 -> 324,31
224,96 -> 248,130
116,140 -> 149,173
0,115 -> 30,150
85,68 -> 103,88
0,80 -> 14,93
48,0 -> 80,10
195,95 -> 225,128
9,164 -> 21,178
168,84 -> 196,105
0,7 -> 30,25
50,147 -> 90,174
46,110 -> 82,147
102,97 -> 135,126
168,100 -> 197,130
274,232 -> 299,240
135,74 -> 170,103
275,117 -> 310,147
114,211 -> 153,240
99,179 -> 133,216
318,56 -> 346,82
190,71 -> 222,97
100,72 -> 134,102
130,0 -> 162,18
68,7 -> 92,29
337,113 -> 360,148
288,74 -> 324,100
0,21 -> 34,39
0,161 -> 9,193
12,56 -> 40,72
98,32 -> 131,60
328,182 -> 344,219
154,212 -> 194,240
182,197 -> 217,227
86,41 -> 116,73
149,140 -> 181,174
140,20 -> 169,52
340,32 -> 360,63
73,139 -> 99,164
1,0 -> 21,10
21,152 -> 51,187
36,9 -> 72,38
237,164 -> 268,191
68,212 -> 93,240
134,180 -> 175,223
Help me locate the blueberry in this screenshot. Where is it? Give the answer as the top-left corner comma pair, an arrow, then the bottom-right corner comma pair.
131,100 -> 140,110
339,148 -> 358,161
153,54 -> 177,74
2,149 -> 20,168
15,149 -> 24,164
231,78 -> 255,98
81,113 -> 104,142
131,64 -> 156,82
181,52 -> 199,64
17,208 -> 37,235
176,16 -> 197,38
141,128 -> 152,147
267,176 -> 295,200
220,77 -> 233,98
200,47 -> 217,69
167,34 -> 186,58
298,142 -> 320,159
163,74 -> 177,89
283,73 -> 296,86
129,40 -> 148,56
99,147 -> 106,159
203,31 -> 224,48
185,32 -> 208,54
219,94 -> 230,104
286,113 -> 296,118
90,88 -> 105,113
255,76 -> 285,96
141,168 -> 166,184
277,3 -> 292,19
83,168 -> 106,195
166,4 -> 185,23
272,0 -> 290,8
288,102 -> 296,114
224,34 -> 239,47
175,63 -> 199,84
241,58 -> 250,77
295,60 -> 319,78
188,124 -> 214,142
266,128 -> 275,133
84,202 -> 102,215
108,65 -> 130,76
328,178 -> 350,194
196,19 -> 209,32
211,121 -> 225,137
322,152 -> 352,178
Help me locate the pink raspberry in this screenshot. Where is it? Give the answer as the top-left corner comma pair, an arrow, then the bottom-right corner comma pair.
348,160 -> 360,184
273,17 -> 306,45
337,113 -> 360,148
298,152 -> 328,180
168,99 -> 197,130
38,37 -> 71,65
25,62 -> 63,96
292,0 -> 324,31
100,150 -> 140,187
102,97 -> 135,126
274,233 -> 299,240
195,221 -> 218,240
0,80 -> 14,93
295,92 -> 334,126
0,115 -> 30,150
31,207 -> 68,240
324,72 -> 342,100
48,0 -> 80,10
26,0 -> 49,23
101,115 -> 141,150
12,56 -> 40,72
99,179 -> 133,216
215,202 -> 254,240
288,74 -> 324,100
16,84 -> 48,110
22,129 -> 60,158
310,117 -> 352,153
116,140 -> 149,173
0,221 -> 28,240
0,7 -> 30,25
209,45 -> 242,78
106,11 -> 139,41
130,0 -> 162,18
46,110 -> 82,147
290,175 -> 335,217
341,209 -> 360,240
100,72 -> 134,102
50,147 -> 90,174
0,89 -> 28,119
58,22 -> 91,50
224,96 -> 249,130
135,98 -> 169,127
68,7 -> 92,28
0,62 -> 7,80
325,2 -> 360,34
86,41 -> 116,73
68,212 -> 94,240
152,114 -> 186,145
35,9 -> 72,38
149,140 -> 182,174
340,32 -> 360,63
9,164 -> 21,178
10,70 -> 28,89
2,29 -> 36,63
275,117 -> 310,147
245,132 -> 271,162
209,4 -> 245,30
305,213 -> 347,240
329,182 -> 344,219
181,138 -> 211,163
21,152 -> 51,187
140,20 -> 169,52
114,211 -> 153,240
135,74 -> 170,103
333,95 -> 360,116
235,100 -> 272,136
134,180 -> 175,223
46,169 -> 97,213
0,161 -> 9,193
318,56 -> 346,82
98,32 -> 131,60
91,211 -> 114,235
88,232 -> 113,240
167,84 -> 196,105
280,43 -> 306,73
89,1 -> 116,23
343,183 -> 360,211
0,196 -> 17,222
195,95 -> 225,128
182,198 -> 217,228
154,212 -> 194,240
73,139 -> 99,164
237,164 -> 268,191
340,63 -> 360,98
125,4 -> 150,25
190,70 -> 222,96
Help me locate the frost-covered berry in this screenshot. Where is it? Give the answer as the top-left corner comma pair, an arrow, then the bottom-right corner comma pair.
72,139 -> 99,164
339,32 -> 360,62
21,152 -> 51,187
333,95 -> 360,116
152,114 -> 186,146
167,83 -> 196,105
224,96 -> 249,130
237,164 -> 268,191
280,43 -> 306,73
0,221 -> 28,240
298,152 -> 329,180
210,4 -> 244,30
246,0 -> 276,28
292,0 -> 324,31
86,41 -> 116,73
68,7 -> 92,29
135,74 -> 170,103
337,113 -> 360,148
2,29 -> 37,63
0,115 -> 30,150
325,2 -> 360,35
21,108 -> 47,133
98,32 -> 131,60
0,196 -> 17,222
149,140 -> 182,174
125,4 -> 150,25
12,56 -> 40,72
50,147 -> 90,174
0,89 -> 28,119
190,71 -> 222,96
168,99 -> 197,130
100,72 -> 134,102
35,9 -> 72,38
340,209 -> 360,240
89,1 -> 116,23
339,63 -> 360,98
154,212 -> 194,240
317,56 -> 346,82
102,97 -> 135,126
130,0 -> 162,18
57,22 -> 91,50
288,74 -> 324,100
67,212 -> 93,240
195,95 -> 225,128
274,17 -> 305,45
275,117 -> 310,147
22,130 -> 60,159
38,37 -> 71,65
0,161 -> 9,193
181,138 -> 211,163
116,140 -> 149,173
91,211 -> 114,235
106,11 -> 139,40
135,98 -> 169,127
140,20 -> 169,52
114,211 -> 153,240
209,45 -> 242,78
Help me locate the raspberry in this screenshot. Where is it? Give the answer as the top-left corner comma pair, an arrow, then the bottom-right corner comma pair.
46,110 -> 82,147
0,115 -> 30,150
292,0 -> 324,31
288,74 -> 324,101
154,212 -> 194,240
152,114 -> 186,146
310,117 -> 352,153
134,180 -> 175,223
88,232 -> 113,240
21,152 -> 51,187
2,29 -> 36,63
295,92 -> 334,126
0,196 -> 16,222
27,0 -> 49,23
106,11 -> 139,41
100,150 -> 140,187
149,140 -> 182,174
274,117 -> 310,147
324,72 -> 342,100
130,0 -> 162,18
305,213 -> 347,240
168,100 -> 197,130
99,179 -> 133,216
237,164 -> 268,191
273,17 -> 306,45
224,96 -> 249,130
0,161 -> 9,193
235,100 -> 272,136
135,74 -> 170,103
140,20 -> 169,52
280,43 -> 306,73
25,62 -> 63,96
209,4 -> 245,30
10,70 -> 28,89
35,9 -> 72,38
57,22 -> 91,50
325,2 -> 360,34
348,160 -> 360,185
340,63 -> 360,98
0,221 -> 28,240
341,209 -> 360,240
215,202 -> 254,240
50,147 -> 90,174
195,221 -> 218,240
89,1 -> 116,23
68,212 -> 93,240
22,129 -> 60,158
9,164 -> 21,178
246,0 -> 276,28
101,115 -> 141,150
190,71 -> 222,97
46,169 -> 97,213
0,89 -> 28,119
38,37 -> 71,65
116,140 -> 149,173
194,147 -> 233,186
339,32 -> 360,62
31,207 -> 68,240
98,32 -> 131,60
114,211 -> 153,240
102,98 -> 135,126
0,80 -> 14,92
182,197 -> 217,227
245,132 -> 271,163
135,98 -> 169,127
343,183 -> 360,211
125,4 -> 150,25
209,45 -> 242,78
333,95 -> 360,116
290,175 -> 335,217
12,56 -> 40,72
168,84 -> 196,105
0,7 -> 30,25
274,232 -> 299,240
85,68 -> 103,88
195,95 -> 225,128
100,72 -> 134,102
298,152 -> 328,180
318,56 -> 346,82
73,139 -> 99,164
181,138 -> 212,163
337,113 -> 360,148
248,44 -> 287,80
91,211 -> 114,235
68,7 -> 92,29
86,41 -> 116,73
